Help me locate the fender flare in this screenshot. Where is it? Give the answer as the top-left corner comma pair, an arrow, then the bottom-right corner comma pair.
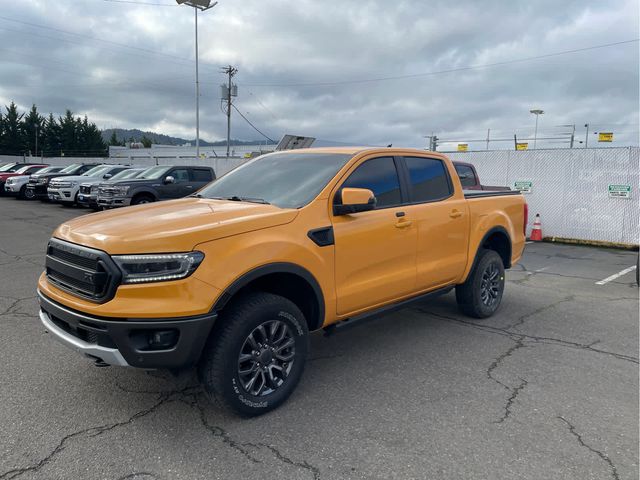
212,262 -> 325,331
130,188 -> 158,201
465,226 -> 512,282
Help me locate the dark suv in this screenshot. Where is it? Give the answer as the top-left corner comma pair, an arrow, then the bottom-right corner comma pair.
97,165 -> 215,208
26,163 -> 101,200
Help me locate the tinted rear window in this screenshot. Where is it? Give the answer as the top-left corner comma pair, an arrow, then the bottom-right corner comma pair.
192,169 -> 213,182
404,157 -> 452,202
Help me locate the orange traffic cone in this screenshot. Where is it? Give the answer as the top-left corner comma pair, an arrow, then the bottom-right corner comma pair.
530,214 -> 543,241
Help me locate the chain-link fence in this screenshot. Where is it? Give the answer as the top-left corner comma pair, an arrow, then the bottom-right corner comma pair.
447,147 -> 639,245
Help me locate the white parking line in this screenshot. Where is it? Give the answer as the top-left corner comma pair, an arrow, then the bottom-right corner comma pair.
525,241 -> 534,244
595,265 -> 637,285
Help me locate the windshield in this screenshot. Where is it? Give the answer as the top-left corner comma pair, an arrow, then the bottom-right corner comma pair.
0,163 -> 17,172
198,152 -> 352,208
136,165 -> 170,180
109,168 -> 141,180
16,165 -> 39,174
36,166 -> 63,175
59,163 -> 82,173
82,165 -> 109,177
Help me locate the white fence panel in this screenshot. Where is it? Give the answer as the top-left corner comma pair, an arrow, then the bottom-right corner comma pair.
447,147 -> 639,245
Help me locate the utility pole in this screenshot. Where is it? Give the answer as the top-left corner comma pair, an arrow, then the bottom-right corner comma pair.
514,134 -> 518,151
486,128 -> 490,150
35,123 -> 39,158
584,123 -> 589,148
221,65 -> 238,158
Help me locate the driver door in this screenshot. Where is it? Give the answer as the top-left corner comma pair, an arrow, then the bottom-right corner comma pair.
332,156 -> 417,316
158,168 -> 190,198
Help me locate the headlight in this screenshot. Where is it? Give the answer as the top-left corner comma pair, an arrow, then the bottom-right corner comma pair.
70,181 -> 79,187
6,179 -> 13,185
112,185 -> 130,195
112,252 -> 205,284
37,178 -> 49,185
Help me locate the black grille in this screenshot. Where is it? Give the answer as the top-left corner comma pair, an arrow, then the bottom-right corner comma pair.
49,314 -> 116,348
46,239 -> 121,303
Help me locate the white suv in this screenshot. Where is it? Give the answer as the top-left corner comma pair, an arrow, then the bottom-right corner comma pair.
48,165 -> 130,206
5,166 -> 65,199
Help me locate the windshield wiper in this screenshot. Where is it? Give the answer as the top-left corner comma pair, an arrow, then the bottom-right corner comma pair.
226,195 -> 270,204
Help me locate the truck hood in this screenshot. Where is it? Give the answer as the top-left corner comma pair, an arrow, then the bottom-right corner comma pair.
53,197 -> 299,254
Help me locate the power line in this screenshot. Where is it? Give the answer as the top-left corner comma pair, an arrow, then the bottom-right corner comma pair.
231,104 -> 276,143
0,15 -> 218,69
241,39 -> 639,87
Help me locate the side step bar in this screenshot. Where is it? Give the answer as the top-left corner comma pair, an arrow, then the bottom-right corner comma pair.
323,286 -> 453,336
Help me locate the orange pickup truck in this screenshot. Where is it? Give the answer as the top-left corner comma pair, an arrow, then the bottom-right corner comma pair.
38,147 -> 527,416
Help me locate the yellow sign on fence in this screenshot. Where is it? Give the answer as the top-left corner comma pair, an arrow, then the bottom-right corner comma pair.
457,144 -> 468,152
598,132 -> 613,142
516,143 -> 528,151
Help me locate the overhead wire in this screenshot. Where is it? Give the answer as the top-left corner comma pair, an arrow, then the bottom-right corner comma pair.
231,104 -> 276,143
240,39 -> 639,87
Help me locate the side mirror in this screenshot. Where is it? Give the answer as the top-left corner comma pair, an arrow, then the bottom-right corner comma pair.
164,175 -> 175,184
333,187 -> 376,215
103,173 -> 112,179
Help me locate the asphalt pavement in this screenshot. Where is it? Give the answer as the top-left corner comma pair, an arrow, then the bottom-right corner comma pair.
0,197 -> 638,480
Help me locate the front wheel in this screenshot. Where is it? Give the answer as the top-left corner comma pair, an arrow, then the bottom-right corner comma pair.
456,249 -> 505,318
198,292 -> 309,416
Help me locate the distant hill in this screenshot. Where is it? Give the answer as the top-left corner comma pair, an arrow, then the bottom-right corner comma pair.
101,128 -> 268,147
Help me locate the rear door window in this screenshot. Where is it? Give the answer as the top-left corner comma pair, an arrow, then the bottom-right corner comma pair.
191,169 -> 213,182
404,157 -> 452,203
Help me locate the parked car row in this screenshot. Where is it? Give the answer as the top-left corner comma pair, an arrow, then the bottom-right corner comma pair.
1,162 -> 216,209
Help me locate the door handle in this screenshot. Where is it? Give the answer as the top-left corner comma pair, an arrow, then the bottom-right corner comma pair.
186,185 -> 194,189
395,219 -> 412,228
449,210 -> 463,219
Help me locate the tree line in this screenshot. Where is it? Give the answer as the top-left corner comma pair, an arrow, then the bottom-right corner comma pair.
0,102 -> 107,157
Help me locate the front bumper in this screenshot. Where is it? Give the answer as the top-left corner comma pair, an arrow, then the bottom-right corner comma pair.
47,187 -> 75,203
97,195 -> 131,208
4,182 -> 22,194
26,184 -> 48,198
77,193 -> 98,207
38,290 -> 217,368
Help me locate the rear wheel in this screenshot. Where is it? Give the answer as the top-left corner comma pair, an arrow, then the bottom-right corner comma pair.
198,292 -> 309,416
456,249 -> 505,318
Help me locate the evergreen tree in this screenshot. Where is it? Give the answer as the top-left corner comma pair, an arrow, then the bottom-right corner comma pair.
108,131 -> 120,146
42,113 -> 61,157
58,110 -> 78,157
1,102 -> 25,155
22,104 -> 44,157
140,135 -> 152,148
79,116 -> 106,156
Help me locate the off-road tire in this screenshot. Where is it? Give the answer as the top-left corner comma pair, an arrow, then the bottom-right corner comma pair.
131,193 -> 155,205
456,249 -> 505,318
198,292 -> 309,416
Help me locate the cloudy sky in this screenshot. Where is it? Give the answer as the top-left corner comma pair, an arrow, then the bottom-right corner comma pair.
0,0 -> 638,150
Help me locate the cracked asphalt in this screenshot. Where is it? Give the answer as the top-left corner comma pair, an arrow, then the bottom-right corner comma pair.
1,197 -> 638,480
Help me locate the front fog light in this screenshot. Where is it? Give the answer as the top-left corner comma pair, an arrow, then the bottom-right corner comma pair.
112,251 -> 205,284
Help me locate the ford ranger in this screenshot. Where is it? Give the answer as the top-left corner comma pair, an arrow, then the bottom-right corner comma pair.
37,147 -> 526,416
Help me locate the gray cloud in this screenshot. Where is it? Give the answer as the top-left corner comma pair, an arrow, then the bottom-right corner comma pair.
0,0 -> 637,149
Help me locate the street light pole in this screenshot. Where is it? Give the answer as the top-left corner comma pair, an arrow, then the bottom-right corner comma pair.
176,0 -> 218,159
194,6 -> 199,159
584,123 -> 589,148
530,109 -> 544,149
